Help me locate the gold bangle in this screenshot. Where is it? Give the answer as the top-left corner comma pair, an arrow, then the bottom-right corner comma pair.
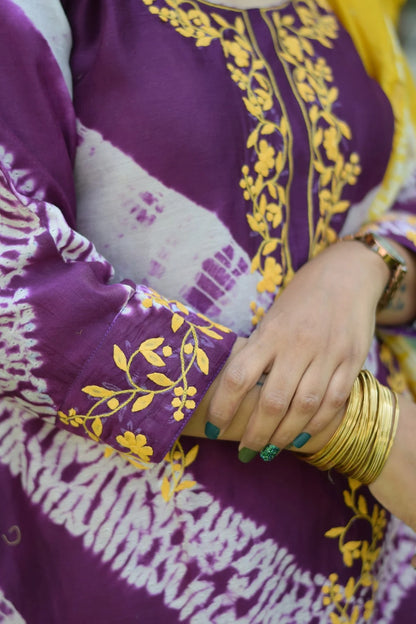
304,370 -> 399,484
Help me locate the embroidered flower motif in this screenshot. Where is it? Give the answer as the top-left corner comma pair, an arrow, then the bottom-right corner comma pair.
323,126 -> 338,162
116,431 -> 154,463
312,56 -> 333,82
224,40 -> 250,68
255,140 -> 276,177
250,302 -> 265,326
257,257 -> 283,293
322,479 -> 387,622
341,153 -> 361,185
227,64 -> 249,90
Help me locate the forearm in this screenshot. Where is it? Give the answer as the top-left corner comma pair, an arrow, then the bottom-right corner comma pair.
369,395 -> 416,531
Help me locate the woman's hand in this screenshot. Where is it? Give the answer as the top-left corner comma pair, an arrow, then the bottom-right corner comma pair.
206,240 -> 390,456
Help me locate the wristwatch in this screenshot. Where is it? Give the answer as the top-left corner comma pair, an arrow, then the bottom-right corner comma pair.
341,232 -> 407,310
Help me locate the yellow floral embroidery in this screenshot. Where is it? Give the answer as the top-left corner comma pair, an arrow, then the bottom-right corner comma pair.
143,0 -> 363,326
161,439 -> 199,502
116,431 -> 154,462
58,289 -> 229,496
266,0 -> 362,256
378,340 -> 408,394
322,478 -> 387,623
142,0 -> 295,322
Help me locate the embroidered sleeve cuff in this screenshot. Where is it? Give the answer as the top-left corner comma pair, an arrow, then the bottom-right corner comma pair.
57,285 -> 237,464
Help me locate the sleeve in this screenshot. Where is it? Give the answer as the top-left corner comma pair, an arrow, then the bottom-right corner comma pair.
0,0 -> 236,463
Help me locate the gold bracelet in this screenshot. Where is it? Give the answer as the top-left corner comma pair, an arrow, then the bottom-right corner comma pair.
304,370 -> 399,485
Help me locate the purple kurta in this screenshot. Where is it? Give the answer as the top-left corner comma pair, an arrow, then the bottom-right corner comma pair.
0,0 -> 415,622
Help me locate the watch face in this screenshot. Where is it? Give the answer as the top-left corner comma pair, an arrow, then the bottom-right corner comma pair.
374,235 -> 406,265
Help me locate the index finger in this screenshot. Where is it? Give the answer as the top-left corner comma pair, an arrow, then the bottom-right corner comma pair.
205,340 -> 269,439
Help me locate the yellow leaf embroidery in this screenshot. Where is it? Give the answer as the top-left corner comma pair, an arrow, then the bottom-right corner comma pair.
171,313 -> 185,332
113,344 -> 128,371
338,120 -> 351,139
175,301 -> 189,315
161,476 -> 171,502
262,239 -> 278,256
147,372 -> 174,387
234,16 -> 245,35
246,213 -> 264,234
132,393 -> 155,412
261,122 -> 275,135
324,526 -> 344,539
184,445 -> 199,467
140,350 -> 165,367
211,13 -> 229,28
275,151 -> 284,176
197,326 -> 222,340
196,347 -> 209,375
343,490 -> 352,507
313,126 -> 323,149
268,181 -> 278,199
139,337 -> 164,351
345,577 -> 355,600
358,494 -> 368,516
251,254 -> 260,272
196,36 -> 212,47
92,417 -> 103,437
175,480 -> 197,492
82,385 -> 115,398
247,127 -> 259,149
351,605 -> 361,624
332,200 -> 350,213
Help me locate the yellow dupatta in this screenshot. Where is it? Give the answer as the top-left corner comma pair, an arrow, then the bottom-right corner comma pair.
329,0 -> 416,210
329,0 -> 416,396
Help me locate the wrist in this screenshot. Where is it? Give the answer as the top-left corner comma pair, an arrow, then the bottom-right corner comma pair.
336,239 -> 390,305
339,233 -> 407,311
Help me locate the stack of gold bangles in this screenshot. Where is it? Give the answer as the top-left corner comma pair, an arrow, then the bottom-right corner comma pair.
304,370 -> 399,485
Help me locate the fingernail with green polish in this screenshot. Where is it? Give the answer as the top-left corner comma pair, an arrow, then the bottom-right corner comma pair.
292,432 -> 311,449
260,444 -> 280,462
205,421 -> 220,440
238,447 -> 258,463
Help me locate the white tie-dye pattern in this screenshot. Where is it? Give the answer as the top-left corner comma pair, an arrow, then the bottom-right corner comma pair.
9,0 -> 73,96
0,589 -> 26,624
0,403 -> 415,623
372,517 -> 416,624
0,160 -> 113,414
0,404 -> 332,623
0,146 -> 414,623
75,122 -> 271,334
0,170 -> 53,413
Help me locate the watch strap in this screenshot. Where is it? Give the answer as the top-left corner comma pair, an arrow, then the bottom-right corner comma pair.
341,232 -> 407,310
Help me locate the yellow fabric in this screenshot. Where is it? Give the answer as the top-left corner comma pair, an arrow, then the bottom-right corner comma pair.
328,0 -> 416,215
328,0 -> 416,397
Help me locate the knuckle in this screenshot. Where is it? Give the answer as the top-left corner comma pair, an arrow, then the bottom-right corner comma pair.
307,418 -> 326,435
295,392 -> 321,414
246,433 -> 269,450
327,388 -> 350,411
296,324 -> 318,347
223,364 -> 247,392
271,430 -> 293,448
260,390 -> 288,415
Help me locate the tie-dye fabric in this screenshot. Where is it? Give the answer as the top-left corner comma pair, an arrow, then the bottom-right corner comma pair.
0,0 -> 415,622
